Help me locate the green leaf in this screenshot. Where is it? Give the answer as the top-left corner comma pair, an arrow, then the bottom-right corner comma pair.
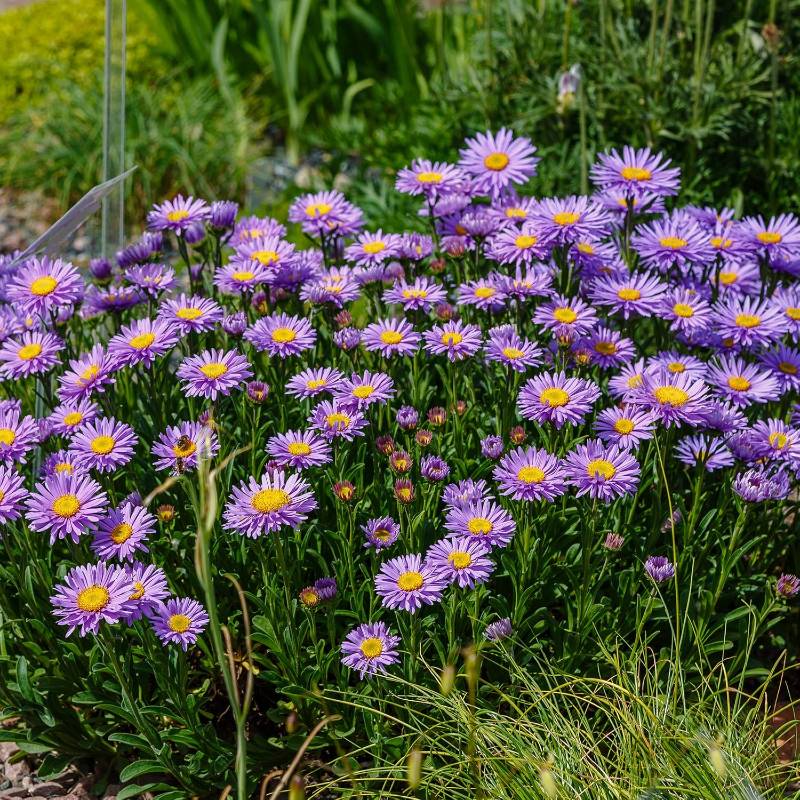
119,759 -> 166,783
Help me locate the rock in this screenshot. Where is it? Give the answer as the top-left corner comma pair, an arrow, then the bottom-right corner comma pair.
0,787 -> 32,798
0,743 -> 19,761
4,758 -> 31,783
30,783 -> 65,798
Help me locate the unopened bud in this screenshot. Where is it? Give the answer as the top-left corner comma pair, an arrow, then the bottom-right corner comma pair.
289,773 -> 305,800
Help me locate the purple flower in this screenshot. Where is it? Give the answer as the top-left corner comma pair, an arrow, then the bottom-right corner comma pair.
518,371 -> 600,429
151,422 -> 218,473
532,294 -> 598,340
631,214 -> 714,271
244,312 -> 317,357
341,621 -> 401,679
265,429 -> 332,470
345,230 -> 402,267
231,215 -> 286,247
777,574 -> 800,599
223,471 -> 317,537
176,348 -> 253,400
485,617 -> 513,641
712,296 -> 788,350
147,195 -> 210,233
423,320 -> 483,361
705,355 -> 779,407
590,146 -> 680,198
456,278 -> 508,313
580,326 -> 636,369
25,472 -> 107,543
333,371 -> 395,410
51,561 -> 133,636
107,317 -> 181,370
314,576 -> 337,601
48,398 -> 99,436
214,262 -> 269,295
426,536 -> 494,588
396,405 -> 420,430
308,399 -> 369,441
563,439 -> 640,502
486,224 -> 554,266
362,516 -> 400,550
158,294 -> 223,334
0,408 -> 39,465
288,190 -> 364,237
748,419 -> 800,464
739,214 -> 800,260
485,325 -> 542,372
443,499 -> 516,548
149,597 -> 209,650
441,479 -> 492,510
7,256 -> 83,317
733,466 -> 791,502
91,502 -> 155,562
675,434 -> 735,472
493,446 -> 567,502
480,435 -> 504,460
420,454 -> 450,481
0,465 -> 26,524
69,418 -> 137,473
383,276 -> 447,312
459,128 -> 539,197
529,195 -> 611,244
589,273 -> 667,320
362,317 -> 421,358
57,346 -> 117,402
333,327 -> 362,351
124,562 -> 170,622
759,345 -> 800,392
625,369 -> 710,428
210,200 -> 239,229
396,159 -> 466,199
0,331 -> 62,379
644,556 -> 675,583
286,367 -> 344,399
660,289 -> 713,335
594,406 -> 656,450
374,553 -> 448,613
125,263 -> 175,297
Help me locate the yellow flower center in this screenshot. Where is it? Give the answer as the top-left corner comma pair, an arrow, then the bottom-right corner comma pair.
719,271 -> 738,286
627,374 -> 643,388
30,276 -> 58,296
448,551 -> 472,569
199,362 -> 228,379
710,236 -> 732,249
168,613 -> 191,633
380,330 -> 403,345
785,307 -> 800,321
54,462 -> 73,474
467,517 -> 493,535
307,378 -> 327,390
620,166 -> 652,181
659,237 -> 687,250
18,343 -> 42,360
374,528 -> 392,542
397,570 -> 424,591
502,346 -> 525,359
594,341 -> 617,356
172,439 -> 197,458
668,362 -> 686,373
552,307 -> 577,324
402,288 -> 428,299
251,488 -> 291,513
306,202 -> 332,218
757,231 -> 782,244
769,432 -> 788,449
166,210 -> 190,223
441,332 -> 463,346
778,361 -> 797,375
734,313 -> 760,329
506,207 -> 527,219
130,582 -> 145,601
417,171 -> 443,183
654,386 -> 689,407
77,585 -> 110,612
252,249 -> 279,266
91,435 -> 115,455
727,376 -> 751,392
539,387 -> 570,407
517,466 -> 546,484
614,418 -> 634,435
287,442 -> 312,456
271,327 -> 297,343
617,288 -> 641,301
176,307 -> 203,320
129,332 -> 156,350
483,152 -> 509,170
553,211 -> 580,226
577,242 -> 595,254
232,270 -> 255,282
514,234 -> 537,250
326,412 -> 351,427
362,241 -> 386,255
673,303 -> 694,318
586,459 -> 616,479
474,287 -> 496,299
63,412 -> 84,427
79,365 -> 99,383
110,522 -> 134,544
352,385 -> 375,399
0,428 -> 16,446
360,637 -> 383,658
52,493 -> 80,517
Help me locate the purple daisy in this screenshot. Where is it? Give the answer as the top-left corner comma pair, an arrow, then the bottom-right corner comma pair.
443,498 -> 516,547
147,195 -> 210,233
362,516 -> 401,550
0,408 -> 38,465
51,561 -> 133,636
124,562 -> 171,622
40,449 -> 83,479
425,536 -> 494,589
213,262 -> 269,295
107,317 -> 181,370
747,419 -> 800,464
580,326 -> 636,369
563,439 -> 641,502
344,230 -> 402,267
441,479 -> 492,510
244,313 -> 317,358
341,621 -> 401,679
590,146 -> 680,198
631,215 -> 714,271
149,597 -> 209,650
777,574 -> 800,599
485,617 -> 513,641
770,288 -> 800,342
625,369 -> 710,428
266,429 -> 332,470
420,454 -> 450,481
529,195 -> 611,244
712,296 -> 788,350
518,371 -> 600,428
594,406 -> 657,450
759,346 -> 800,392
362,318 -> 421,358
7,256 -> 83,317
660,289 -> 713,335
231,215 -> 286,246
485,325 -> 542,372
57,345 -> 117,401
0,331 -> 62,379
286,367 -> 344,399
423,320 -> 483,362
674,434 -> 735,472
125,263 -> 175,297
68,418 -> 137,473
644,556 -> 675,583
158,294 -> 223,334
646,351 -> 707,381
739,214 -> 800,259
594,188 -> 666,217
383,276 -> 447,312
288,190 -> 364,237
492,446 -> 567,502
374,553 -> 448,613
91,502 -> 155,562
0,464 -> 26,524
222,471 -> 317,538
705,355 -> 780,407
300,267 -> 361,307
733,466 -> 791,502
308,399 -> 369,441
333,371 -> 395,410
458,128 -> 539,197
486,224 -> 554,265
456,278 -> 508,312
25,472 -> 107,543
176,348 -> 253,400
231,235 -> 297,276
532,294 -> 599,340
151,421 -> 219,473
396,159 -> 466,199
46,400 -> 97,438
715,261 -> 761,296
589,273 -> 667,320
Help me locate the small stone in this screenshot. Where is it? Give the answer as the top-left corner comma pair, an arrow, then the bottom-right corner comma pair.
4,758 -> 31,783
0,742 -> 19,761
31,782 -> 65,797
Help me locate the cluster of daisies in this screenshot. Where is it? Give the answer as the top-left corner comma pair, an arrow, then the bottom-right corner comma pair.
1,126 -> 800,681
